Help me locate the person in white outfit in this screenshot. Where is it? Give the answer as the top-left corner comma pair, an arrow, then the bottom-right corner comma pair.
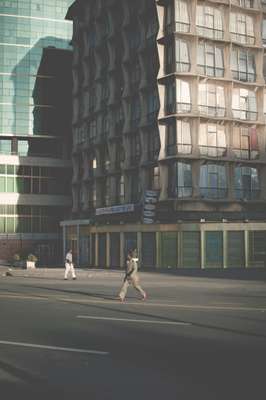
64,249 -> 77,280
118,249 -> 146,302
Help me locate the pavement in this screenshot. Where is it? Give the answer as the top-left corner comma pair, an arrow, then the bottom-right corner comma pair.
1,264 -> 266,281
0,265 -> 266,399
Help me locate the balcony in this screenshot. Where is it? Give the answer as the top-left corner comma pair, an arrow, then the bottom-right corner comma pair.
232,70 -> 256,83
165,21 -> 190,35
235,188 -> 260,200
198,105 -> 226,118
168,186 -> 192,198
165,102 -> 192,115
232,109 -> 257,121
167,143 -> 192,156
199,145 -> 226,158
145,149 -> 159,163
165,61 -> 191,75
200,187 -> 228,199
231,32 -> 255,45
198,65 -> 224,78
196,26 -> 224,40
232,148 -> 258,160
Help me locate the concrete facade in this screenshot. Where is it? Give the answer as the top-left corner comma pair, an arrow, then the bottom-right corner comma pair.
63,0 -> 266,269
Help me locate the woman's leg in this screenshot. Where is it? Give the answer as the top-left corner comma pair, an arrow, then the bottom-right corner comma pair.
118,279 -> 129,301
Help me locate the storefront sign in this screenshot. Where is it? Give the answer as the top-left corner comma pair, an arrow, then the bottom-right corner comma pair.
142,190 -> 159,224
96,204 -> 135,216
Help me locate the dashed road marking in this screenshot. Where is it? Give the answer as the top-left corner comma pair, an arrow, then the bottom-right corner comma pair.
77,315 -> 191,326
0,340 -> 109,355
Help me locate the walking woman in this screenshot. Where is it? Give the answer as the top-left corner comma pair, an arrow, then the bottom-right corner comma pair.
118,249 -> 146,302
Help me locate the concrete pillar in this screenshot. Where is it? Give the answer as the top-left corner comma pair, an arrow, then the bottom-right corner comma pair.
223,230 -> 228,269
244,230 -> 249,268
106,232 -> 110,268
137,231 -> 142,266
62,225 -> 66,263
156,231 -> 161,268
120,232 -> 125,269
77,224 -> 80,267
200,229 -> 205,269
95,233 -> 99,267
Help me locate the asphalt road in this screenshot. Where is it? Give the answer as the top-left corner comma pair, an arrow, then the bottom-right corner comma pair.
0,270 -> 266,400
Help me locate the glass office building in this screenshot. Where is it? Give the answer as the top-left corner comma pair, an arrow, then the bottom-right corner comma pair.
0,1 -> 73,264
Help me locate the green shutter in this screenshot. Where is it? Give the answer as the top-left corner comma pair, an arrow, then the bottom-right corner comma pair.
205,231 -> 223,268
182,231 -> 200,268
161,232 -> 177,268
227,231 -> 244,268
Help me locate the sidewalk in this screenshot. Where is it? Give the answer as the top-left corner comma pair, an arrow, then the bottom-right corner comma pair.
0,265 -> 122,280
1,264 -> 266,282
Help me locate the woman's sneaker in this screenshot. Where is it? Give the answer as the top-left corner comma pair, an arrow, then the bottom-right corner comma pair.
141,292 -> 147,301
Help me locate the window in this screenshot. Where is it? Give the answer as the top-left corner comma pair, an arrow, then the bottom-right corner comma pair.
17,140 -> 29,156
165,41 -> 175,74
198,83 -> 225,117
0,140 -> 12,155
147,88 -> 160,123
263,19 -> 266,46
146,130 -> 160,161
118,175 -> 125,204
232,126 -> 258,159
176,79 -> 191,113
199,124 -> 226,157
130,135 -> 141,165
197,42 -> 224,77
165,0 -> 190,34
167,120 -> 191,155
235,166 -> 259,200
130,96 -> 141,128
230,13 -> 255,45
232,88 -> 257,121
200,164 -> 227,199
196,5 -> 223,39
152,166 -> 160,191
169,161 -> 192,198
175,0 -> 190,33
175,39 -> 190,72
234,0 -> 258,7
231,48 -> 255,82
130,60 -> 141,87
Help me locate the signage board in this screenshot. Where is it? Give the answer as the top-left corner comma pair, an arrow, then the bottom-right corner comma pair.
96,204 -> 134,216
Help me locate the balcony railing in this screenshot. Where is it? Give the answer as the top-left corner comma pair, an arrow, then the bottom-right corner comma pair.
196,26 -> 224,40
198,105 -> 226,118
165,61 -> 191,75
0,150 -> 64,159
165,102 -> 192,115
167,143 -> 192,156
232,148 -> 259,160
232,109 -> 258,121
168,186 -> 192,198
199,145 -> 226,157
233,0 -> 259,8
165,21 -> 190,35
198,65 -> 224,78
200,187 -> 228,199
232,70 -> 256,83
231,32 -> 255,45
235,188 -> 260,200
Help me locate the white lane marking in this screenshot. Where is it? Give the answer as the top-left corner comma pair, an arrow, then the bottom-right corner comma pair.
1,293 -> 265,312
66,298 -> 266,312
0,294 -> 49,301
77,315 -> 191,326
0,340 -> 109,356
